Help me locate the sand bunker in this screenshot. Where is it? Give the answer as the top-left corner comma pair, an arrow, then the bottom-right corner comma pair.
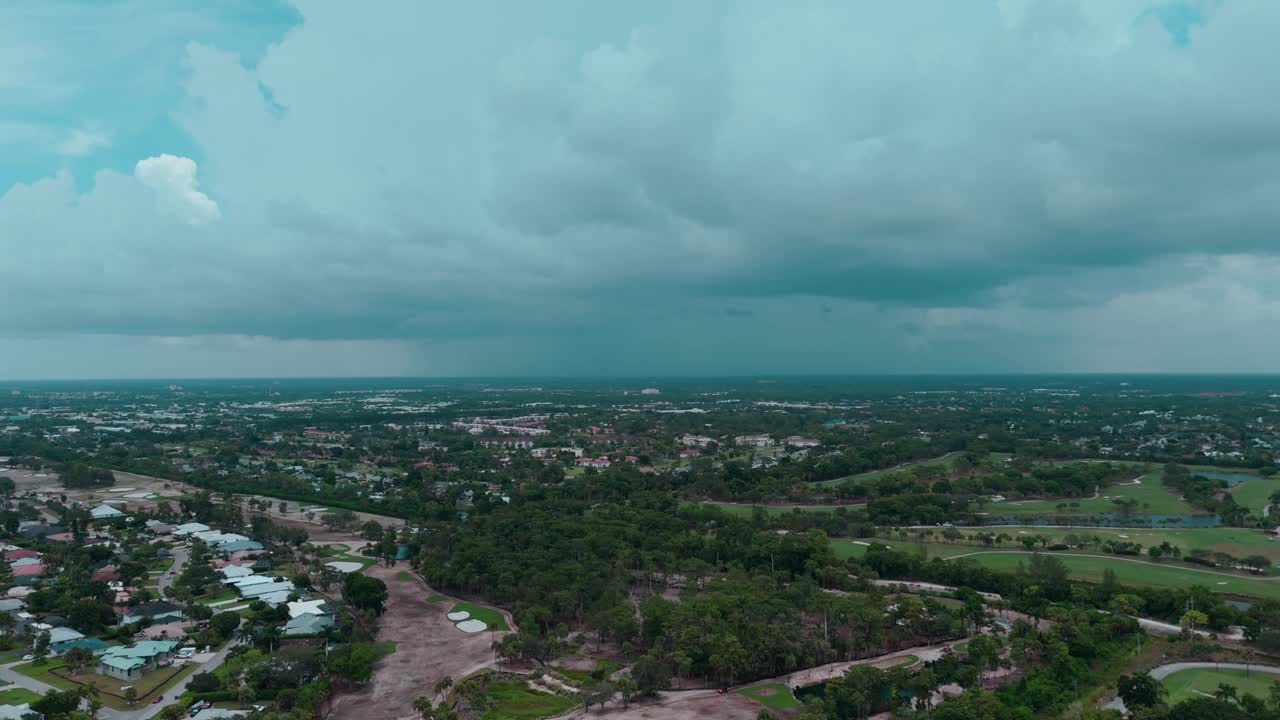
457,619 -> 487,633
446,611 -> 470,621
326,561 -> 364,573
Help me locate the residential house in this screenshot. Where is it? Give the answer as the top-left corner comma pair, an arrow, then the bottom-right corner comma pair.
98,640 -> 178,680
90,505 -> 125,520
122,600 -> 183,625
283,614 -> 334,637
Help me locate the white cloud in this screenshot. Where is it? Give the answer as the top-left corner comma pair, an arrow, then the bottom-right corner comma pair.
133,154 -> 220,224
57,127 -> 111,157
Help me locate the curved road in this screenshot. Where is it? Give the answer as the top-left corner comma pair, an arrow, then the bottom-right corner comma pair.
1103,662 -> 1280,713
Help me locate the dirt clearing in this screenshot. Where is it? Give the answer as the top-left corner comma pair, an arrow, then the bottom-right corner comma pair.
328,563 -> 505,720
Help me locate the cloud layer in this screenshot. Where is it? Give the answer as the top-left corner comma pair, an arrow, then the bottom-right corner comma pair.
3,0 -> 1280,376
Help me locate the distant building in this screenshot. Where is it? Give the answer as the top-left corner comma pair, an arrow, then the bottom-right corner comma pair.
783,436 -> 820,448
734,435 -> 776,448
90,505 -> 125,520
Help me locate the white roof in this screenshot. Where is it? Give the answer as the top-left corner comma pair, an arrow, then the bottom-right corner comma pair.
218,565 -> 254,579
48,627 -> 85,643
239,581 -> 294,598
90,505 -> 124,518
192,531 -> 251,546
172,522 -> 210,535
286,599 -> 328,618
254,590 -> 293,607
227,575 -> 278,588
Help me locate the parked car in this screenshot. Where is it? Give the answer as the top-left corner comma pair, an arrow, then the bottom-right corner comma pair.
152,696 -> 163,704
21,655 -> 33,662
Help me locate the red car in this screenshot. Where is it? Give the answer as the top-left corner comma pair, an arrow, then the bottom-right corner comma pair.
152,696 -> 163,704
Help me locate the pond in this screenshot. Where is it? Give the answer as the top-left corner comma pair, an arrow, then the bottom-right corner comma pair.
1191,470 -> 1256,486
979,512 -> 1222,528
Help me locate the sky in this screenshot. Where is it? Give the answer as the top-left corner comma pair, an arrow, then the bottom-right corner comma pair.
3,0 -> 1280,379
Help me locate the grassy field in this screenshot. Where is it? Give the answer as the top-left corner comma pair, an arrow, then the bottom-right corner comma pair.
950,551 -> 1280,601
684,501 -> 848,517
812,452 -> 966,488
452,603 -> 510,632
1162,667 -> 1280,705
996,471 -> 1196,515
1232,475 -> 1280,515
830,535 -> 1280,600
395,570 -> 413,581
0,688 -> 41,705
475,680 -> 574,720
882,526 -> 1280,565
738,682 -> 802,710
426,594 -> 448,603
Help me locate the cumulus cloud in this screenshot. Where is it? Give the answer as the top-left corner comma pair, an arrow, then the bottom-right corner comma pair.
4,0 -> 1280,375
134,154 -> 220,224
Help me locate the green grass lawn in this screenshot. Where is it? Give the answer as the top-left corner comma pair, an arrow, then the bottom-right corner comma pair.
553,659 -> 621,686
812,451 -> 965,488
372,641 -> 397,656
950,551 -> 1280,601
738,683 -> 801,710
1232,475 -> 1280,516
198,588 -> 239,605
476,680 -> 574,720
997,471 -> 1196,515
1162,667 -> 1280,705
395,570 -> 413,581
863,526 -> 1280,566
426,594 -> 448,603
0,688 -> 42,705
684,501 -> 847,518
451,603 -> 510,632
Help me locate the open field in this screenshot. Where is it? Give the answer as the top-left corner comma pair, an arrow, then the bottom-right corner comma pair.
950,551 -> 1280,601
830,535 -> 1280,599
1232,475 -> 1280,515
812,451 -> 965,488
684,501 -> 850,517
1162,667 -> 1280,704
874,526 -> 1280,565
996,471 -> 1196,515
738,683 -> 801,710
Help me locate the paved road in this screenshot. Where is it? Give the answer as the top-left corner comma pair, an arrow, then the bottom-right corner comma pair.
1103,662 -> 1280,713
158,544 -> 188,596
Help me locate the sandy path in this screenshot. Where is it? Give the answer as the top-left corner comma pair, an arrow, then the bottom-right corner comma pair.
327,564 -> 507,720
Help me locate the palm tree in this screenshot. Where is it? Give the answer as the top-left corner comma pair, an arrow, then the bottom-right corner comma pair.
1214,683 -> 1239,704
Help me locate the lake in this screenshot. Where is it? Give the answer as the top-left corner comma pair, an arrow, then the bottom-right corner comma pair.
1191,470 -> 1256,486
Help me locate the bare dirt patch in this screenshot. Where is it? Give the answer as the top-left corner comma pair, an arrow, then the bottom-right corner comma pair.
328,563 -> 506,720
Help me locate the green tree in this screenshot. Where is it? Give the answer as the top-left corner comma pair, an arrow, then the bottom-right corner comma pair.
1118,672 -> 1166,710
